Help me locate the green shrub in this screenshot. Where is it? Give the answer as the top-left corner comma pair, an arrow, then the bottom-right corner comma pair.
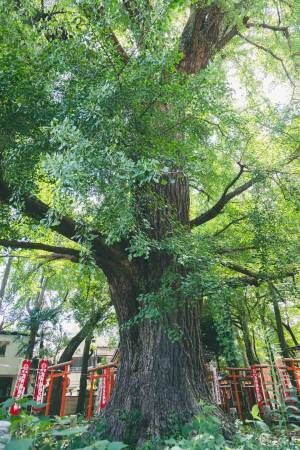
1,399 -> 299,450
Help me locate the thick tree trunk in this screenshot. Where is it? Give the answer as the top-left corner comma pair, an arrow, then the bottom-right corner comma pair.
104,274 -> 211,443
102,173 -> 221,442
178,4 -> 238,73
76,335 -> 92,414
39,328 -> 44,358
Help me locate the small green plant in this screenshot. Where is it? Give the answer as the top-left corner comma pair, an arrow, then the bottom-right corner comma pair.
1,398 -> 299,450
119,409 -> 141,448
0,398 -> 128,450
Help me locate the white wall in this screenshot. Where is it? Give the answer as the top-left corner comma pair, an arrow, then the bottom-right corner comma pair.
0,334 -> 25,377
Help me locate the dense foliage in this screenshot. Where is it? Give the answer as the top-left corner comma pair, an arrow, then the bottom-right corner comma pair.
0,0 -> 298,444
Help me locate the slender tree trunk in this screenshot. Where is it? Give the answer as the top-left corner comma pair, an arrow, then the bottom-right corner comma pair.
26,325 -> 39,360
0,256 -> 12,329
236,331 -> 248,366
39,328 -> 44,358
25,277 -> 47,359
269,284 -> 289,357
252,328 -> 260,363
76,335 -> 92,414
240,315 -> 259,365
282,322 -> 299,346
0,256 -> 12,301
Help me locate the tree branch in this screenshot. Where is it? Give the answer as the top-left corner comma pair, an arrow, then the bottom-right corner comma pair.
226,276 -> 259,287
238,32 -> 294,87
0,239 -> 80,260
108,29 -> 130,63
216,246 -> 257,254
214,215 -> 248,237
221,261 -> 298,283
282,322 -> 299,346
221,261 -> 258,279
0,178 -> 125,275
179,4 -> 238,73
244,19 -> 289,37
190,167 -> 254,228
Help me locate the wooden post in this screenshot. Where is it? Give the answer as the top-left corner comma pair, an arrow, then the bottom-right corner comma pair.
258,365 -> 270,406
45,371 -> 54,416
60,365 -> 69,417
228,369 -> 243,420
87,370 -> 95,420
45,361 -> 72,416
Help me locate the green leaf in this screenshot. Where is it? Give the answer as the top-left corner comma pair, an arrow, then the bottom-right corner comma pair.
250,404 -> 262,421
4,439 -> 33,450
78,441 -> 111,450
107,442 -> 128,450
52,425 -> 89,436
0,398 -> 15,410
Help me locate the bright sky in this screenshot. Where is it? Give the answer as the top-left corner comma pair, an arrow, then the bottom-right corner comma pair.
227,62 -> 292,109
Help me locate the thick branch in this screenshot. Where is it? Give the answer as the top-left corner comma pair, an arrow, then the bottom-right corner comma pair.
190,170 -> 254,228
179,4 -> 238,73
282,322 -> 299,346
221,261 -> 258,279
108,29 -> 130,63
226,276 -> 259,287
216,246 -> 256,254
244,19 -> 289,37
0,239 -> 80,259
221,260 -> 297,283
0,178 -> 126,275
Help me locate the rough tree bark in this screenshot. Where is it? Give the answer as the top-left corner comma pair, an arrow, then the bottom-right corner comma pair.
102,173 -> 214,442
26,325 -> 39,360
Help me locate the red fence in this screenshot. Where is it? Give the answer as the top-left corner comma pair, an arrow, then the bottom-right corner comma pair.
87,363 -> 117,419
8,359 -> 72,417
8,357 -> 300,421
85,359 -> 300,421
215,359 -> 300,421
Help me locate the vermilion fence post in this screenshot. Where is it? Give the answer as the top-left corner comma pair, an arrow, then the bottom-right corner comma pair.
87,369 -> 95,420
45,371 -> 54,416
227,368 -> 243,420
45,361 -> 72,416
60,365 -> 69,416
86,363 -> 118,419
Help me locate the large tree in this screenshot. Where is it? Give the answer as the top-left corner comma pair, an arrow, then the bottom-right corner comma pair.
0,0 -> 298,441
